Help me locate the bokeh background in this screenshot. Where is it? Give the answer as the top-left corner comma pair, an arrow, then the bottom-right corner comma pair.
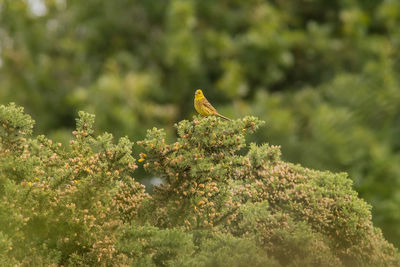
1,0 -> 400,246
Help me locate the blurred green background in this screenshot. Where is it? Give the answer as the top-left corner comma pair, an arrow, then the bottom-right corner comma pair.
1,0 -> 400,246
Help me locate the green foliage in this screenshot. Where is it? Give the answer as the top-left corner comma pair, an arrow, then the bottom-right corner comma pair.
1,0 -> 400,246
138,115 -> 399,266
0,104 -> 399,265
118,224 -> 195,267
138,116 -> 263,229
0,103 -> 34,147
182,232 -> 279,267
236,202 -> 340,266
0,104 -> 148,265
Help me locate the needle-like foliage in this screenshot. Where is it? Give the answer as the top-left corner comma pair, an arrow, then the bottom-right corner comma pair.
0,104 -> 399,266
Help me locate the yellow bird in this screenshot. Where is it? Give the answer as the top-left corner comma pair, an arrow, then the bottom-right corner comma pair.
194,89 -> 231,121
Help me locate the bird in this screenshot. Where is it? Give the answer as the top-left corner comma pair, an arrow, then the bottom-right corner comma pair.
194,89 -> 231,121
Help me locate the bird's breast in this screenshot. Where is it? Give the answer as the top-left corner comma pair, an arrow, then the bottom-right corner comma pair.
194,99 -> 208,116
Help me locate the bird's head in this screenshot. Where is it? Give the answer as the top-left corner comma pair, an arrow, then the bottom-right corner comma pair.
195,89 -> 204,99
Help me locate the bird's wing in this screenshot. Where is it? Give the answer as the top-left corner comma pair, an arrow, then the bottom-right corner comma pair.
202,98 -> 217,113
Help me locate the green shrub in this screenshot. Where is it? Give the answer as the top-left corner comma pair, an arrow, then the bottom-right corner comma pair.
0,103 -> 148,265
139,115 -> 399,266
1,0 -> 400,246
0,103 -> 399,266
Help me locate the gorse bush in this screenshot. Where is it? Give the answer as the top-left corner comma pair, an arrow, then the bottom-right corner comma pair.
138,115 -> 399,266
0,103 -> 148,265
1,0 -> 400,246
0,103 -> 399,266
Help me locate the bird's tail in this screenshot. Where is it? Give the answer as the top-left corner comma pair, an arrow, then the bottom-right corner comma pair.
216,113 -> 231,121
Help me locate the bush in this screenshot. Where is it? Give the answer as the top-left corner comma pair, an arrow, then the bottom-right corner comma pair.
139,114 -> 399,266
0,103 -> 398,266
0,103 -> 147,265
1,0 -> 400,246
